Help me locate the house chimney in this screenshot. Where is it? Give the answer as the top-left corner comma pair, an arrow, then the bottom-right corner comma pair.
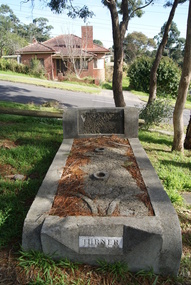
32,37 -> 37,44
81,26 -> 93,49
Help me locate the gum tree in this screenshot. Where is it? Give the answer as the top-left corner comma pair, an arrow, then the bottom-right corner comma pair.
147,0 -> 180,105
172,0 -> 191,152
40,0 -> 154,107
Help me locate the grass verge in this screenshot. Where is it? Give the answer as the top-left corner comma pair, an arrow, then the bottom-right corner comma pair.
0,71 -> 101,94
0,105 -> 190,284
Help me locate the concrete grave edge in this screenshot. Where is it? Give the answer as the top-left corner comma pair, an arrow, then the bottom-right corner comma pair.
22,137 -> 182,276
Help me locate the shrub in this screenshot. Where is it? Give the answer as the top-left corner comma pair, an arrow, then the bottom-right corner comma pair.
139,99 -> 173,129
128,56 -> 152,93
157,57 -> 181,98
0,58 -> 10,71
0,58 -> 29,74
128,56 -> 181,98
29,58 -> 45,78
15,63 -> 29,74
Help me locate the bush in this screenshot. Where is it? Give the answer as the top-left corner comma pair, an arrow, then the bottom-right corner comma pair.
128,56 -> 181,98
157,57 -> 181,98
0,58 -> 29,74
139,99 -> 173,129
0,58 -> 10,71
15,63 -> 29,74
128,56 -> 152,93
29,58 -> 45,78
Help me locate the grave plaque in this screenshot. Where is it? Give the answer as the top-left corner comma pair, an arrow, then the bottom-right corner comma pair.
79,236 -> 123,249
78,110 -> 124,134
62,107 -> 139,138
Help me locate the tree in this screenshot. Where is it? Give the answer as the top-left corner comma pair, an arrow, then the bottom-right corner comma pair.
30,18 -> 53,42
123,31 -> 155,64
184,115 -> 191,149
170,37 -> 185,66
0,4 -> 19,56
38,0 -> 154,107
154,21 -> 180,49
2,32 -> 27,55
93,39 -> 103,46
101,0 -> 154,106
16,18 -> 53,43
0,4 -> 54,56
0,4 -> 53,55
58,34 -> 93,78
172,0 -> 191,152
148,0 -> 180,105
154,21 -> 185,66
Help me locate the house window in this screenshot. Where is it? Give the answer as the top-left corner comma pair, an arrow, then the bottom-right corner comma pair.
56,59 -> 67,75
75,59 -> 88,70
39,59 -> 44,67
94,58 -> 104,69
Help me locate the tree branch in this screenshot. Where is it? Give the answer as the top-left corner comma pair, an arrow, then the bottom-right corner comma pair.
130,0 -> 154,18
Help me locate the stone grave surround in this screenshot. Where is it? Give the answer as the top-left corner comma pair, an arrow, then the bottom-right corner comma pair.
22,107 -> 182,276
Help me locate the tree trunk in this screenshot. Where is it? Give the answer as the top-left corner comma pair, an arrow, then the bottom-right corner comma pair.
112,43 -> 126,107
148,0 -> 179,105
108,1 -> 127,107
184,114 -> 191,149
172,0 -> 191,152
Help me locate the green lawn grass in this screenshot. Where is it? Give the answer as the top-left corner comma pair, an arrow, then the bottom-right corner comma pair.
0,114 -> 63,248
139,130 -> 191,204
0,70 -> 101,94
0,103 -> 191,284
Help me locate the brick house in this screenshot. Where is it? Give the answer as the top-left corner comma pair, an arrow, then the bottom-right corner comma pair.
16,26 -> 109,84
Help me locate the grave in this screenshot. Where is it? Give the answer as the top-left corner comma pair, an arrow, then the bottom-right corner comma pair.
22,107 -> 182,276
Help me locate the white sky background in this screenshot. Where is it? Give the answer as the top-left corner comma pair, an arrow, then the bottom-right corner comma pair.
0,0 -> 189,48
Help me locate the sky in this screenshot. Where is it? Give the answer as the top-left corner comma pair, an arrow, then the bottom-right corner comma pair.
0,0 -> 189,48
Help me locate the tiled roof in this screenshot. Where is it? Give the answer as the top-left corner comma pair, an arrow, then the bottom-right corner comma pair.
17,42 -> 54,53
17,34 -> 110,56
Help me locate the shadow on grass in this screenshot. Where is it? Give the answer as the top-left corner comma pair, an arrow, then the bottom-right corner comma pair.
139,130 -> 173,148
159,159 -> 191,170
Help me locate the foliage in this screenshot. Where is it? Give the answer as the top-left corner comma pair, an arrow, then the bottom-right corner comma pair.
157,57 -> 181,97
93,39 -> 103,46
97,260 -> 129,279
0,57 -> 45,78
0,4 -> 53,56
139,98 -> 173,129
128,56 -> 152,93
123,32 -> 156,64
154,21 -> 185,66
47,0 -> 94,22
0,58 -> 29,73
29,18 -> 53,42
128,56 -> 181,98
29,57 -> 45,78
